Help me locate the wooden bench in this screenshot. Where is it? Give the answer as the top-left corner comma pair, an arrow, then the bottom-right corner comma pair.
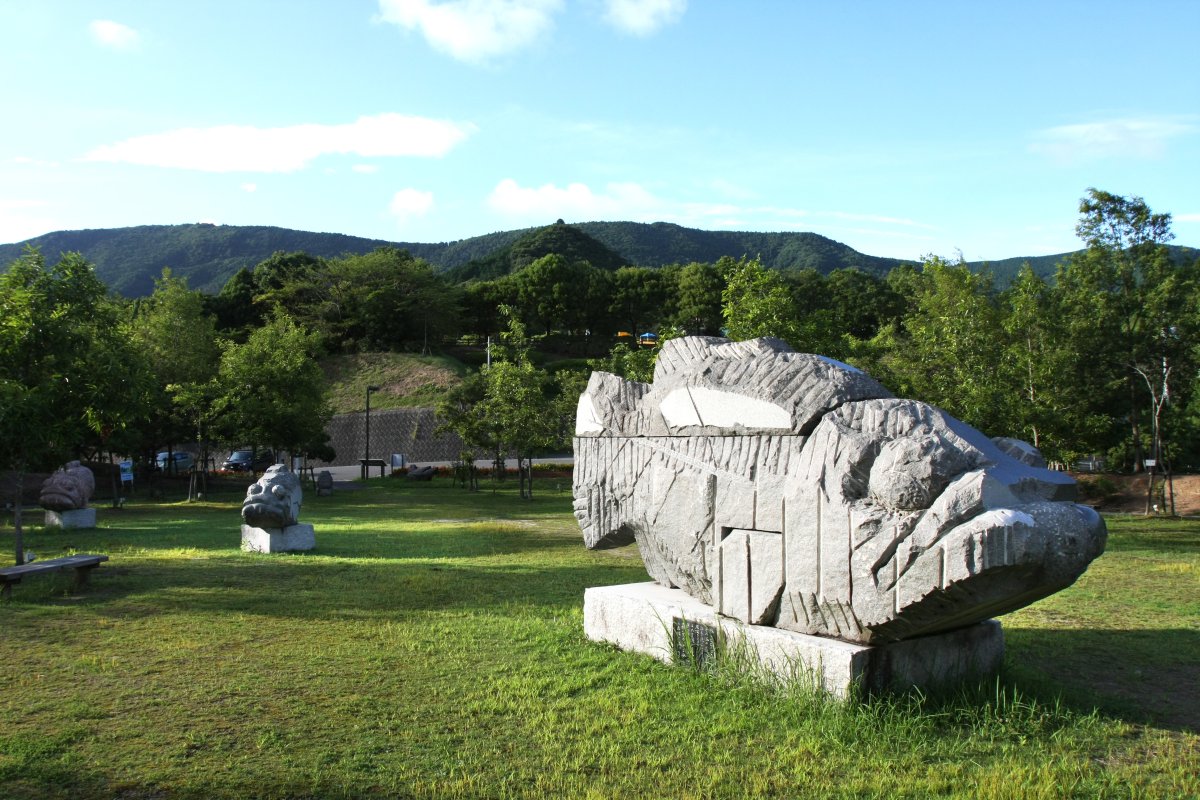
0,554 -> 109,600
359,458 -> 387,479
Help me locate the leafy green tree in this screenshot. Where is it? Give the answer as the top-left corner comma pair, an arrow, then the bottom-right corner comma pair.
609,266 -> 667,336
720,255 -> 802,345
889,256 -> 1008,433
437,310 -> 569,499
1054,189 -> 1190,470
209,312 -> 331,459
0,249 -> 151,563
331,248 -> 460,353
672,261 -> 724,335
998,266 -> 1071,456
128,269 -> 221,467
208,267 -> 263,339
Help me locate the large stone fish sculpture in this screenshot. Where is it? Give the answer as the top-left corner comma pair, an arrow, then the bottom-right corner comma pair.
573,336 -> 1106,644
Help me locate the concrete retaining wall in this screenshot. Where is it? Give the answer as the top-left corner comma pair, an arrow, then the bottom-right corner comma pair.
323,407 -> 477,466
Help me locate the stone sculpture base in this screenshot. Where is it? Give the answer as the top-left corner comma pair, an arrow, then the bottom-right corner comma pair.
241,523 -> 315,553
584,582 -> 1004,698
44,508 -> 97,529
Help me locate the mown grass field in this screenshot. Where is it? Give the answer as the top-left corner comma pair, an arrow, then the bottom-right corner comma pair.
1,479 -> 1197,799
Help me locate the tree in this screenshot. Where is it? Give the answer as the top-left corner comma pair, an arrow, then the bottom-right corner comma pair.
889,256 -> 1008,433
128,269 -> 221,470
437,310 -> 568,499
324,248 -> 460,353
1,249 -> 151,564
720,255 -> 803,346
998,266 -> 1073,458
1055,189 -> 1190,473
609,266 -> 667,336
672,261 -> 724,335
209,312 -> 331,459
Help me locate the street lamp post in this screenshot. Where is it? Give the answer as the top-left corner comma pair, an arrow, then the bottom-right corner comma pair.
363,385 -> 381,479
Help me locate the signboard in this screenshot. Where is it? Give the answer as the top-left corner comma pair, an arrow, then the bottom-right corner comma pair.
1144,459 -> 1157,468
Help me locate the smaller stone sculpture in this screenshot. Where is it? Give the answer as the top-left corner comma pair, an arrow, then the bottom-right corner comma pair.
240,464 -> 315,553
316,470 -> 334,497
242,465 -> 302,528
406,465 -> 435,481
39,461 -> 95,511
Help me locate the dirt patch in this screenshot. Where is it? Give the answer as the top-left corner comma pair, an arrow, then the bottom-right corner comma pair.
1077,472 -> 1200,516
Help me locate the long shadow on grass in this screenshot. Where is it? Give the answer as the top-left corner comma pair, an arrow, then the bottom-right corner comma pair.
74,558 -> 649,623
1005,626 -> 1200,733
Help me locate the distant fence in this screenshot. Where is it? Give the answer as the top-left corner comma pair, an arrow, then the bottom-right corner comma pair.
324,408 -> 477,467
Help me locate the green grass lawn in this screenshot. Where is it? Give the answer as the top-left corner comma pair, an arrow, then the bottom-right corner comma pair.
1,481 -> 1197,799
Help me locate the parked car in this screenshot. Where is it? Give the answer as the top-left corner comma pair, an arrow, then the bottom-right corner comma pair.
155,451 -> 195,475
222,449 -> 275,473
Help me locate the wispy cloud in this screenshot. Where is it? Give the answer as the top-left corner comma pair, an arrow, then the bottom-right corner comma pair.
389,188 -> 435,225
241,183 -> 257,193
89,20 -> 141,51
1030,116 -> 1195,164
0,200 -> 59,244
1176,213 -> 1200,223
377,0 -> 561,63
487,178 -> 659,220
84,114 -> 475,173
602,0 -> 686,36
485,179 -> 940,244
353,164 -> 380,174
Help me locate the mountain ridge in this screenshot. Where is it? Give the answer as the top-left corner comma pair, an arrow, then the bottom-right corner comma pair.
3,221 -> 1193,297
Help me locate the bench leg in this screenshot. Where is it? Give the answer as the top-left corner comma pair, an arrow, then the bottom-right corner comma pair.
72,565 -> 98,592
1,582 -> 11,601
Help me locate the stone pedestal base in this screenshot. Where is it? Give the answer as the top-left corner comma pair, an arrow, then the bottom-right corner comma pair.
44,508 -> 97,529
241,523 -> 315,553
584,582 -> 1004,698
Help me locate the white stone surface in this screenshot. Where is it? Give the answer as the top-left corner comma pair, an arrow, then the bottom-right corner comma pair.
661,387 -> 792,431
241,523 -> 315,553
574,336 -> 1107,645
44,508 -> 96,529
717,529 -> 783,624
584,582 -> 1005,697
575,392 -> 604,435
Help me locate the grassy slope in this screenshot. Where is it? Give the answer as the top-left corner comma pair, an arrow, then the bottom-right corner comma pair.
1,486 -> 1196,799
321,352 -> 466,414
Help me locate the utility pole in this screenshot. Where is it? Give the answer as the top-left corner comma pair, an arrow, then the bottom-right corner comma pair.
363,385 -> 380,479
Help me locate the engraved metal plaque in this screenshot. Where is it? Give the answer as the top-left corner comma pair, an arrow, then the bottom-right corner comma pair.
672,617 -> 719,669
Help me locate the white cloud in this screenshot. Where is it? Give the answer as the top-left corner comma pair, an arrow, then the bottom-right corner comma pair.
821,210 -> 937,230
353,164 -> 381,174
0,200 -> 59,244
1030,116 -> 1195,163
603,0 -> 686,36
241,183 -> 257,193
10,156 -> 60,168
89,20 -> 140,51
1175,213 -> 1200,222
389,188 -> 434,222
487,178 -> 660,220
84,113 -> 475,173
377,0 -> 561,63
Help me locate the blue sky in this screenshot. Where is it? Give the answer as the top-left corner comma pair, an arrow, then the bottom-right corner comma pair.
2,1 -> 1197,262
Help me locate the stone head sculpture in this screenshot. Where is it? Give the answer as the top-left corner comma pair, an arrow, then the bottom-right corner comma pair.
39,460 -> 96,512
242,464 -> 302,529
573,336 -> 1106,644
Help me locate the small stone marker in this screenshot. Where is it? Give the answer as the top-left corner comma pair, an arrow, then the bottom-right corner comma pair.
316,470 -> 333,497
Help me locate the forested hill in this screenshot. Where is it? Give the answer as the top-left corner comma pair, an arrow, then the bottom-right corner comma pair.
11,219 -> 1194,298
